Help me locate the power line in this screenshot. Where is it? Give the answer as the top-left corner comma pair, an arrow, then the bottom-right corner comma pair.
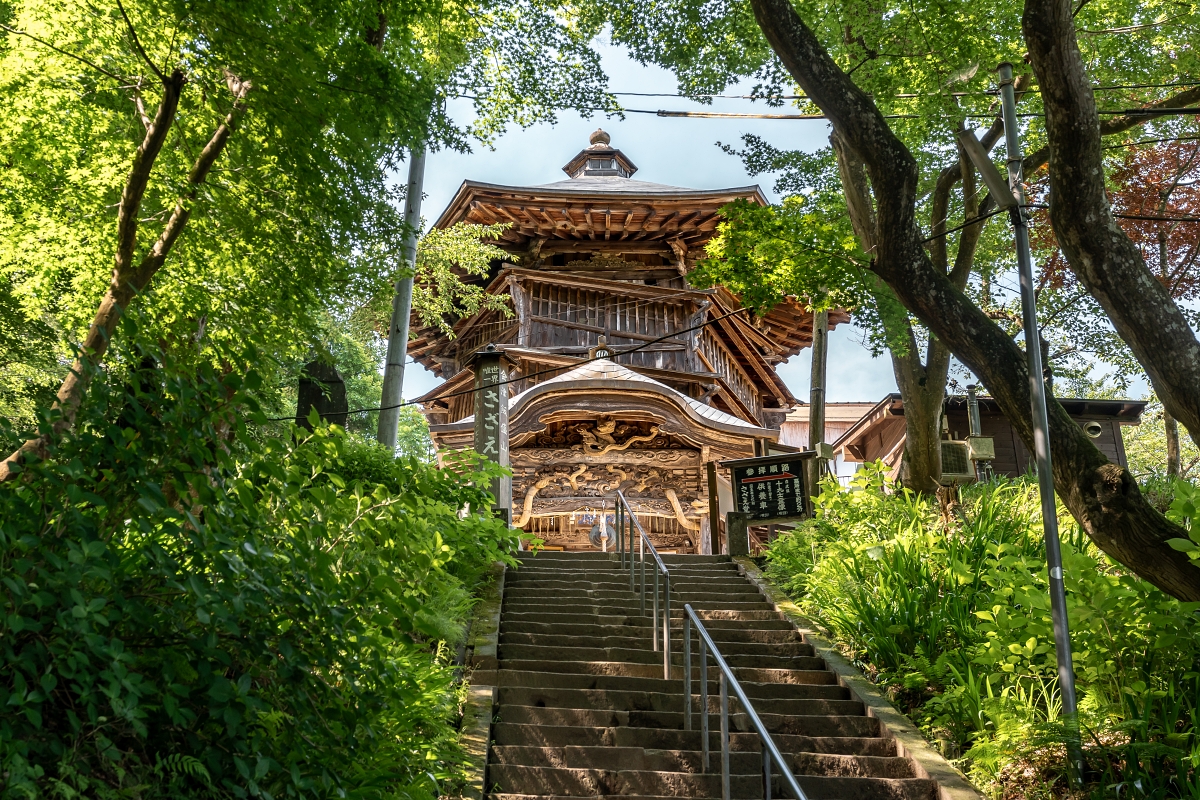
1103,134 -> 1200,149
921,207 -> 1008,243
611,80 -> 1200,102
639,107 -> 1200,120
269,306 -> 753,422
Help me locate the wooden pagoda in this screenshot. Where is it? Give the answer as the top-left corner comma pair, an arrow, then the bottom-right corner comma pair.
412,130 -> 847,552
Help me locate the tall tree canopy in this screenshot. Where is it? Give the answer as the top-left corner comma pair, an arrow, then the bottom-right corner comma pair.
0,0 -> 613,472
584,0 -> 1200,598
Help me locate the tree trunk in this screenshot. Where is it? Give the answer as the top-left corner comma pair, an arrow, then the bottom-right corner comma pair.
747,0 -> 1200,601
1165,408 -> 1181,478
0,72 -> 250,482
832,129 -> 944,490
1022,0 -> 1200,449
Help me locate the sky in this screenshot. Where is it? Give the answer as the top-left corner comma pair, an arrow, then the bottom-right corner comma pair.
396,38 -> 902,405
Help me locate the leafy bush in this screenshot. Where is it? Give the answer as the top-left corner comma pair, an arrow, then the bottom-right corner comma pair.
0,342 -> 517,799
763,465 -> 1200,798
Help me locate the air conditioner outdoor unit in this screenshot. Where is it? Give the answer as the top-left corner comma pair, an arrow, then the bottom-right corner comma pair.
940,441 -> 976,484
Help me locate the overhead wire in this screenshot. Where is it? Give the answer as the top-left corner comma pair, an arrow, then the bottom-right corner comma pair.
611,80 -> 1200,102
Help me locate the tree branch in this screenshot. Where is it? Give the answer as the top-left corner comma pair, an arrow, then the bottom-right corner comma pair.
1025,0 -> 1200,452
114,0 -> 165,82
1023,85 -> 1200,174
0,23 -> 125,82
0,75 -> 251,483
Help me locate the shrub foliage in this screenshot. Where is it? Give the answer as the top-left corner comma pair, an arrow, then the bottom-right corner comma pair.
764,465 -> 1200,797
0,343 -> 517,798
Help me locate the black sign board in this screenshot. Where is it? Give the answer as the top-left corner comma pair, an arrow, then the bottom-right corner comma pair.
471,346 -> 512,522
721,452 -> 817,523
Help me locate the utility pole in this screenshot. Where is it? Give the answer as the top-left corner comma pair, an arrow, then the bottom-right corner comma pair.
994,62 -> 1084,785
808,308 -> 830,494
377,147 -> 426,450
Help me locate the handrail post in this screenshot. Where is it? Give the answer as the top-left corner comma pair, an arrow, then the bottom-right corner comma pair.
720,671 -> 730,800
617,498 -> 624,566
683,615 -> 692,731
627,500 -> 635,591
701,635 -> 709,773
763,743 -> 772,800
640,534 -> 646,616
652,564 -> 660,650
663,572 -> 671,679
684,603 -> 812,800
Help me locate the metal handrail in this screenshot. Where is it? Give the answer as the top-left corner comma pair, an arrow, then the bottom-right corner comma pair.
615,489 -> 671,679
683,603 -> 811,800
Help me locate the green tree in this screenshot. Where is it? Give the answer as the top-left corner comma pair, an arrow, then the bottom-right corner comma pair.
589,0 -> 1200,598
0,0 -> 612,478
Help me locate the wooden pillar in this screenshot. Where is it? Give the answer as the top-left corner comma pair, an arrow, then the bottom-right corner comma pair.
470,344 -> 512,524
706,461 -> 721,555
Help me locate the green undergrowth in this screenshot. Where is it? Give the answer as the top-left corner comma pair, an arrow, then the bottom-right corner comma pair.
0,337 -> 519,799
762,464 -> 1200,799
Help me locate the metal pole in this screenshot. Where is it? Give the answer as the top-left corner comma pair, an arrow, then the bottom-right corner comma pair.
701,637 -> 709,773
684,615 -> 693,731
663,573 -> 671,679
997,61 -> 1083,786
629,506 -> 636,591
811,307 -> 830,489
640,535 -> 646,616
720,672 -> 731,800
377,147 -> 426,450
653,565 -> 660,650
618,499 -> 624,566
763,743 -> 772,800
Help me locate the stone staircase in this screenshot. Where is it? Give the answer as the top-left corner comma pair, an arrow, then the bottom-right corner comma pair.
485,551 -> 940,800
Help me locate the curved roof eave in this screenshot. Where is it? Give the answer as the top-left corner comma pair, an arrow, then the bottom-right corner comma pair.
430,376 -> 777,440
434,178 -> 769,229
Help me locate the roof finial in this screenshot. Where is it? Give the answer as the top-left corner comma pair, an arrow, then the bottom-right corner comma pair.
562,130 -> 637,177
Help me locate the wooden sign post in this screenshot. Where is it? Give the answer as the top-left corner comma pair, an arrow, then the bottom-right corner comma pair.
470,344 -> 512,524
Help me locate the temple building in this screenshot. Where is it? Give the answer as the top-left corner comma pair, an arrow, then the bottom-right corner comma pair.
411,130 -> 845,552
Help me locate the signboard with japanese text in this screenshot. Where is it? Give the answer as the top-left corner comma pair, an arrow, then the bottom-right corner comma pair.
472,348 -> 512,521
721,452 -> 816,523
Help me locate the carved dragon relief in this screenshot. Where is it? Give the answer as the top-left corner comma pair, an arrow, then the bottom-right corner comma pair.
511,461 -> 703,530
572,415 -> 661,455
527,417 -> 686,453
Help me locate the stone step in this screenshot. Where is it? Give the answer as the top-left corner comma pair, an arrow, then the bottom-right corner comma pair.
499,610 -> 788,627
497,706 -> 881,738
512,564 -> 742,577
501,585 -> 763,597
497,687 -> 863,717
486,765 -> 936,800
500,622 -> 802,644
505,575 -> 752,587
499,633 -> 816,658
496,642 -> 825,671
489,745 -> 914,779
492,723 -> 897,757
517,553 -> 732,564
515,556 -> 735,565
497,644 -> 826,670
495,672 -> 848,701
497,660 -> 839,685
501,601 -> 777,616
